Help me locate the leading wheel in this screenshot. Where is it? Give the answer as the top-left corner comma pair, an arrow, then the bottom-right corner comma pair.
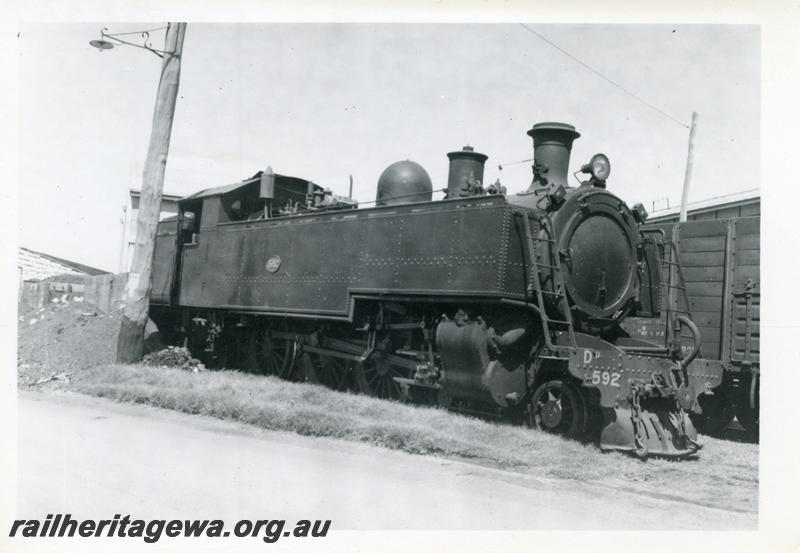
528,379 -> 587,439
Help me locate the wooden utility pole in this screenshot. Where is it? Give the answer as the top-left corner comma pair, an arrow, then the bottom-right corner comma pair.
679,111 -> 698,223
117,22 -> 187,363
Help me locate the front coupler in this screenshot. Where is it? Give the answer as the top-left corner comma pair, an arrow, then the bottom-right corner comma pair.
600,395 -> 700,458
566,334 -> 722,458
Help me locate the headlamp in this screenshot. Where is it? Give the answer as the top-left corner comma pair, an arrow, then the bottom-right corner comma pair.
581,153 -> 611,182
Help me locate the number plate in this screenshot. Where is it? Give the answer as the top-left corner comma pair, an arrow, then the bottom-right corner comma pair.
590,369 -> 621,387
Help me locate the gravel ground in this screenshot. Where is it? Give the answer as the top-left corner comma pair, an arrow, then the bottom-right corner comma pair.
17,295 -> 160,386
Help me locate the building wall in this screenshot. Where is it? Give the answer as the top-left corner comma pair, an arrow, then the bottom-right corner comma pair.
687,200 -> 760,221
647,196 -> 760,224
18,248 -> 84,282
19,273 -> 129,315
119,191 -> 181,273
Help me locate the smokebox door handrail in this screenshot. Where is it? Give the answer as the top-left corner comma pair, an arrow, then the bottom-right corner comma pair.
516,210 -> 577,352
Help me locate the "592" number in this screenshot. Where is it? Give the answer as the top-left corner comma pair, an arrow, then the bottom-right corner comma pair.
591,370 -> 621,387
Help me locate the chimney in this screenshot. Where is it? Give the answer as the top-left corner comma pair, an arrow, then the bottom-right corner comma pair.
527,122 -> 580,190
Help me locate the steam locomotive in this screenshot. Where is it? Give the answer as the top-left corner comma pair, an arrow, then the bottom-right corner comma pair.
149,122 -> 723,458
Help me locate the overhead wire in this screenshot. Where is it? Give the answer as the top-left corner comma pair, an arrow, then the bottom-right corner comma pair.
518,24 -> 689,130
496,157 -> 533,171
106,26 -> 169,36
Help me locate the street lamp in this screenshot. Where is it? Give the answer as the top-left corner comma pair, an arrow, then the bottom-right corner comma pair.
90,23 -> 187,363
88,36 -> 114,51
89,27 -> 173,57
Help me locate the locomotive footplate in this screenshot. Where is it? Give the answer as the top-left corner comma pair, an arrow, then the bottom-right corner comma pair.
566,338 -> 723,457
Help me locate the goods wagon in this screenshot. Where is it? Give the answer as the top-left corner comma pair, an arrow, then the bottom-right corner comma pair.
623,216 -> 759,437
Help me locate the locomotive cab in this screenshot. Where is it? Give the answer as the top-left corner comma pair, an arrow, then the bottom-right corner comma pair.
150,173 -> 325,308
181,173 -> 325,225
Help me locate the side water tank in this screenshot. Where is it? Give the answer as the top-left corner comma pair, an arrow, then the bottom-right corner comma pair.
376,160 -> 433,206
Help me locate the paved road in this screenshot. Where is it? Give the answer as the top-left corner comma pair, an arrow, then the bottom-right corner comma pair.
16,391 -> 755,530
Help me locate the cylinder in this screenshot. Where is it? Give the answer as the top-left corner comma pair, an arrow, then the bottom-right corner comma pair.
446,145 -> 488,198
527,122 -> 581,189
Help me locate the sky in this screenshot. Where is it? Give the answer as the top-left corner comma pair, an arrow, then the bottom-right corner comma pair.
18,23 -> 760,272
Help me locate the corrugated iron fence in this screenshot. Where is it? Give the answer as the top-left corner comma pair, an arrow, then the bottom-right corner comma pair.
18,273 -> 129,314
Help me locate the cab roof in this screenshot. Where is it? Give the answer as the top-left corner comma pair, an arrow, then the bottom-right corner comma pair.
179,172 -> 321,203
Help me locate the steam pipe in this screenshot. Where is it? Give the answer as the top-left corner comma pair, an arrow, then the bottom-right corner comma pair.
676,315 -> 701,369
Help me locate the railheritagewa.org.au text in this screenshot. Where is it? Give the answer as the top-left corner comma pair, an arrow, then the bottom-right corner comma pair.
9,514 -> 331,543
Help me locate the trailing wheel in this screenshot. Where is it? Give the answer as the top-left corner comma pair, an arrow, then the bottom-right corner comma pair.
246,329 -> 299,379
213,328 -> 249,370
528,379 -> 587,439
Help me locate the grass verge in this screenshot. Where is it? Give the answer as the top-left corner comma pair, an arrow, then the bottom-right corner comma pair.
57,363 -> 756,514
